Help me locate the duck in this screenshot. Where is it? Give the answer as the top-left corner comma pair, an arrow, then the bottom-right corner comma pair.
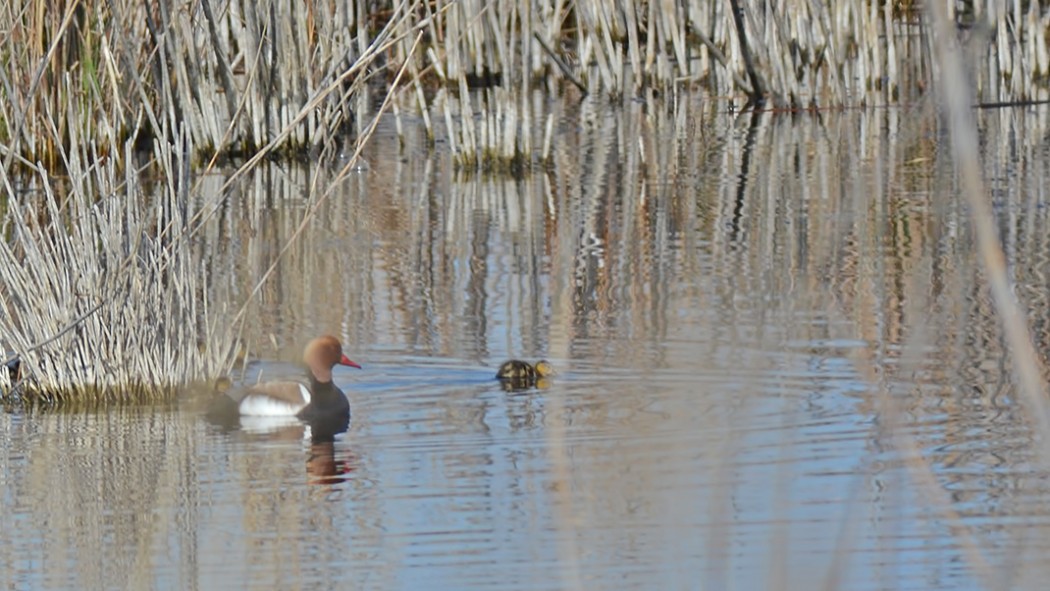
496,359 -> 553,383
215,335 -> 361,421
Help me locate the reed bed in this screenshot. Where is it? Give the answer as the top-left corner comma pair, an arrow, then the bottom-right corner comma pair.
383,0 -> 1050,172
0,0 -> 428,166
4,1 -> 1045,172
0,0 -> 416,401
0,131 -> 241,403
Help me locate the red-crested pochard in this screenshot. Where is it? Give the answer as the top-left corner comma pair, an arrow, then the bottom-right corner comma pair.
226,335 -> 361,420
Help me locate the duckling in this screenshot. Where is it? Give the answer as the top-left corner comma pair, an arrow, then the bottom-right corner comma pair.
533,360 -> 554,377
212,376 -> 233,394
496,360 -> 554,388
4,357 -> 20,382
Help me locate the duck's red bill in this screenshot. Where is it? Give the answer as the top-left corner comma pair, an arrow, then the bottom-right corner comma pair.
339,354 -> 362,369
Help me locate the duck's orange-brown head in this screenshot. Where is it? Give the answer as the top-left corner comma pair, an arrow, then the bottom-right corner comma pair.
304,335 -> 361,373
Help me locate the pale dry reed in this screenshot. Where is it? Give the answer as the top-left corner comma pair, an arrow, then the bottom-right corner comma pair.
0,134 -> 238,402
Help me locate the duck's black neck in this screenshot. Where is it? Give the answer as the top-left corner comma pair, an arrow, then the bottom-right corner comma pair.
299,376 -> 350,421
309,375 -> 340,397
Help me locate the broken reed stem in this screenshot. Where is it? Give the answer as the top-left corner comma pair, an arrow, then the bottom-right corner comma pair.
533,32 -> 587,94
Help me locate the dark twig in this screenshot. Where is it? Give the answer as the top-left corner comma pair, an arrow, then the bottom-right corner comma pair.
1,299 -> 106,392
727,0 -> 787,109
200,0 -> 240,120
534,33 -> 588,94
688,23 -> 753,96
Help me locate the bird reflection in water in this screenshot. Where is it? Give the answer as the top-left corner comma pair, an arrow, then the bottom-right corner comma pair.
304,413 -> 355,486
203,392 -> 356,486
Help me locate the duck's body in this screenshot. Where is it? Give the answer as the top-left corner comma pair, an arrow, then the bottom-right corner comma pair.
237,376 -> 351,419
496,359 -> 553,387
213,336 -> 361,422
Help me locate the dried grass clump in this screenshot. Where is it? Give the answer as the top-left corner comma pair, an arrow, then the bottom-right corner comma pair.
386,0 -> 928,105
377,0 -> 1050,174
0,0 -> 426,166
0,137 -> 238,403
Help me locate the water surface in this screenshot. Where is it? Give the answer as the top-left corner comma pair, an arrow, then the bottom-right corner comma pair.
5,100 -> 1050,590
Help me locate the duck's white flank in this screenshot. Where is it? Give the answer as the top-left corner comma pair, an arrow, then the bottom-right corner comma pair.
238,384 -> 311,416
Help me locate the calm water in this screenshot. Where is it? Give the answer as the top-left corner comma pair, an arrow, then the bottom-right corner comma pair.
5,100 -> 1050,590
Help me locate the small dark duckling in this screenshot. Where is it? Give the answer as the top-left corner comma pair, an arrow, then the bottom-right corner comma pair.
4,357 -> 20,382
496,359 -> 553,390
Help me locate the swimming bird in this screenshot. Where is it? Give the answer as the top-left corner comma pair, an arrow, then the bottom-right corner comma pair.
212,335 -> 361,421
1,356 -> 21,396
495,359 -> 553,388
3,356 -> 20,382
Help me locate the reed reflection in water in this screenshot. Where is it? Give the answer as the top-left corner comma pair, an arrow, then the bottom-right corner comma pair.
5,100 -> 1050,589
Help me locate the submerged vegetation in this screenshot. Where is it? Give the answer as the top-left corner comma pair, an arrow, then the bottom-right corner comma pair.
1,0 -> 1049,400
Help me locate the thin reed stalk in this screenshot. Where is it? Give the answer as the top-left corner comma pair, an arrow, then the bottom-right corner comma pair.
926,1 -> 1050,453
